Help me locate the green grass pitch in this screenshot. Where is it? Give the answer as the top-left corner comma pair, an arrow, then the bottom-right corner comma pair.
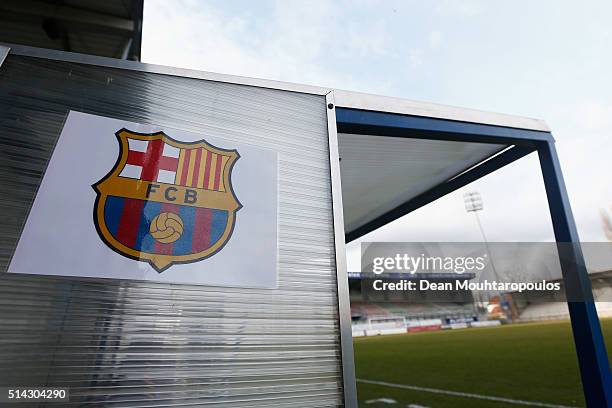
354,319 -> 612,407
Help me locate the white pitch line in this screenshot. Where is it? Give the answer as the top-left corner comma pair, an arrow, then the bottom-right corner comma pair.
357,379 -> 578,408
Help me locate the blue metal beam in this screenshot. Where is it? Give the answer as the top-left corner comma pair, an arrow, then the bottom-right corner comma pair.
538,141 -> 612,407
336,106 -> 611,405
336,107 -> 554,146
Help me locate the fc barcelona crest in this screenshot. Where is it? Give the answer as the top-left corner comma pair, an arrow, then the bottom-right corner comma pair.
93,129 -> 241,272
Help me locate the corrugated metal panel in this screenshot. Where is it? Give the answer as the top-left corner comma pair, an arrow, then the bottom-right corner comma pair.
62,0 -> 136,18
0,55 -> 342,407
0,0 -> 141,60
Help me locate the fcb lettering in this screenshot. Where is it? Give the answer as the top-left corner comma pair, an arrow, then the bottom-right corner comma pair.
93,128 -> 242,272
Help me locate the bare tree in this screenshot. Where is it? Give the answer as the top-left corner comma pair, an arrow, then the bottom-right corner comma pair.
601,206 -> 612,241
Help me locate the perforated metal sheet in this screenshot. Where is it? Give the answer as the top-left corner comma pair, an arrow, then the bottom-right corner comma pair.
0,55 -> 342,407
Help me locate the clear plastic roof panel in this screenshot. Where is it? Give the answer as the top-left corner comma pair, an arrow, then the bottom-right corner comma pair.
338,133 -> 508,234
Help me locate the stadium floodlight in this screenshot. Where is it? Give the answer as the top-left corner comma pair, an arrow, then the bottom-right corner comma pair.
464,191 -> 488,240
464,191 -> 484,213
463,191 -> 506,313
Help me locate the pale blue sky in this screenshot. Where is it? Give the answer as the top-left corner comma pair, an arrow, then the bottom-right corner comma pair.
142,0 -> 612,270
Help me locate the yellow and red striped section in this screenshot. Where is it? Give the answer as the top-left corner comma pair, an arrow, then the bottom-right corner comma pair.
174,148 -> 230,191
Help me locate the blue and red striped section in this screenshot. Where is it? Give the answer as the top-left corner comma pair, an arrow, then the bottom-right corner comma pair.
104,196 -> 228,256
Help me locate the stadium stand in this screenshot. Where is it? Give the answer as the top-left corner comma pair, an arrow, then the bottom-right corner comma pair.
349,271 -> 480,337
350,269 -> 612,335
515,269 -> 612,321
351,301 -> 476,321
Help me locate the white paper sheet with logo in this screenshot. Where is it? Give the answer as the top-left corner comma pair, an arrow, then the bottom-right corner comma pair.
9,111 -> 278,288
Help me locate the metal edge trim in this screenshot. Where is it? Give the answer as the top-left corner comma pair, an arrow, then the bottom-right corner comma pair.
0,45 -> 9,68
333,89 -> 551,132
2,43 -> 330,96
326,91 -> 358,407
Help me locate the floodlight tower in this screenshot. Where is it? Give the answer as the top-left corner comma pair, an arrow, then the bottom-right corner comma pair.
464,192 -> 503,311
464,191 -> 486,239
